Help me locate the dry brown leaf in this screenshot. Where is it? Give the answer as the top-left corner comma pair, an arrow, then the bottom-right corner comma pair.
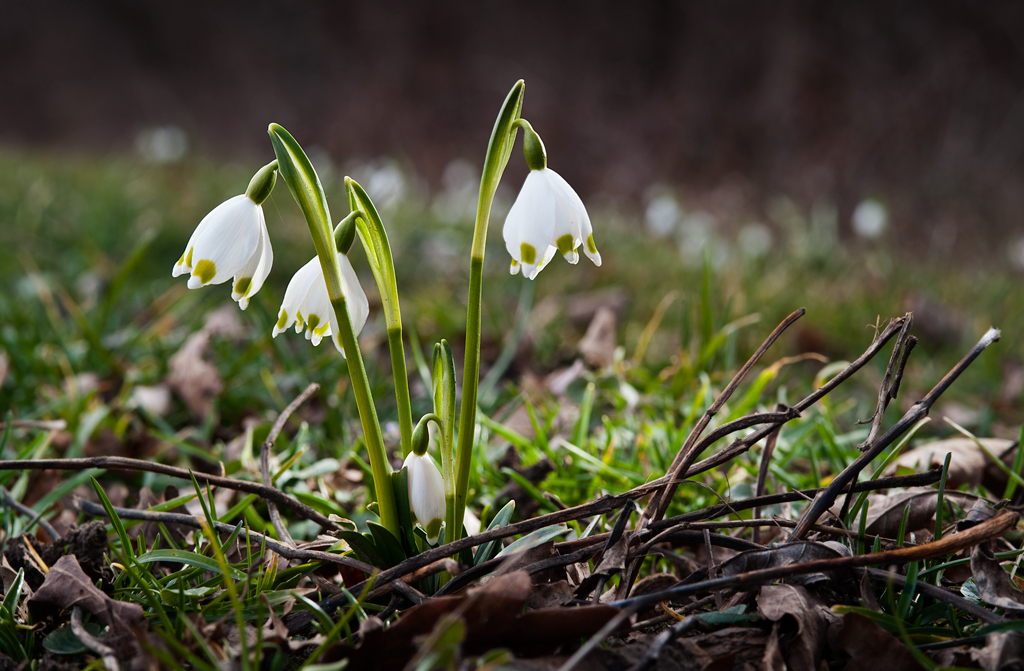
321,571 -> 621,670
835,612 -> 922,671
166,305 -> 243,420
884,437 -> 1016,493
28,555 -> 145,633
971,541 -> 1024,611
970,632 -> 1024,670
856,487 -> 980,537
757,584 -> 839,671
578,306 -> 617,368
719,541 -> 846,586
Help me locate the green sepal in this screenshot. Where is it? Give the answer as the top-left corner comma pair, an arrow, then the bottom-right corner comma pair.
517,119 -> 547,171
434,339 -> 457,538
334,211 -> 359,255
244,159 -> 279,205
367,521 -> 407,568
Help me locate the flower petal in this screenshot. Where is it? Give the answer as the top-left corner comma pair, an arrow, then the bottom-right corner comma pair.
546,169 -> 601,266
404,452 -> 445,543
503,171 -> 557,280
542,169 -> 582,264
273,256 -> 320,337
232,208 -> 274,309
183,195 -> 263,288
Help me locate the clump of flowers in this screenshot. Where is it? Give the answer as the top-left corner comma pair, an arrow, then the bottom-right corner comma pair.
172,81 -> 601,555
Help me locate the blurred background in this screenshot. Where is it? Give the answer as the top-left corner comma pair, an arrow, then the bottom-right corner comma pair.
2,0 -> 1024,433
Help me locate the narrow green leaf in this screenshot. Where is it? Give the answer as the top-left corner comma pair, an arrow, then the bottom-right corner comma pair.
137,549 -> 246,581
496,524 -> 569,558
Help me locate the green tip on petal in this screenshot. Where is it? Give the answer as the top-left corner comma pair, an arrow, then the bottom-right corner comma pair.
185,248 -> 194,269
193,259 -> 216,284
424,518 -> 442,544
234,277 -> 252,297
306,314 -> 321,332
275,310 -> 289,330
556,234 -> 575,257
586,233 -> 598,255
520,243 -> 537,265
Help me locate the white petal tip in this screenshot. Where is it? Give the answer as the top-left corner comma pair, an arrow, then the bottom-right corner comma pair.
186,276 -> 204,290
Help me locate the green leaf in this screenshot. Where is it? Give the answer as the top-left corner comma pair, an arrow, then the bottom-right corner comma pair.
334,530 -> 387,568
43,622 -> 105,655
137,549 -> 246,581
496,524 -> 569,558
90,476 -> 135,562
367,521 -> 407,568
474,500 -> 515,566
268,123 -> 332,246
696,605 -> 758,625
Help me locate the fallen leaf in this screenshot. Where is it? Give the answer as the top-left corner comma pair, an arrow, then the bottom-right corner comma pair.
578,306 -> 617,368
719,541 -> 846,585
321,571 -> 621,670
757,584 -> 839,671
835,612 -> 922,671
856,487 -> 980,537
970,631 -> 1024,670
28,555 -> 145,634
884,437 -> 1015,492
970,541 -> 1024,611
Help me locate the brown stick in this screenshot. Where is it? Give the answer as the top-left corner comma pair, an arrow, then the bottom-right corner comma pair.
1,456 -> 341,531
260,382 -> 320,548
612,509 -> 1018,611
790,327 -> 1001,540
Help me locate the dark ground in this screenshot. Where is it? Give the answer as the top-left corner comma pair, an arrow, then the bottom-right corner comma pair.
4,1 -> 1024,260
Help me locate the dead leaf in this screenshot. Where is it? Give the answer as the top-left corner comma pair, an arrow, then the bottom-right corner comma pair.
835,612 -> 923,671
757,584 -> 839,671
971,541 -> 1024,611
527,581 -> 573,610
578,306 -> 617,368
971,632 -> 1024,670
28,555 -> 145,634
884,437 -> 1015,494
321,571 -> 622,670
166,305 -> 244,420
854,487 -> 980,537
719,541 -> 846,585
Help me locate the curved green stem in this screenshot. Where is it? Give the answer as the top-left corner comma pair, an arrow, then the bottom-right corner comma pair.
346,178 -> 414,458
453,81 -> 525,540
269,123 -> 399,538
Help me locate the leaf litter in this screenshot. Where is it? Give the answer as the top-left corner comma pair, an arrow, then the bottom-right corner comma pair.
2,309 -> 1023,670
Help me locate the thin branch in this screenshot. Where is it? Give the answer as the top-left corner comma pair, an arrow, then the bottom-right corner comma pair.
0,456 -> 340,531
1,486 -> 59,541
612,509 -> 1018,613
790,327 -> 1001,539
261,382 -> 320,548
644,308 -> 806,525
683,316 -> 910,477
753,404 -> 785,544
856,315 -> 915,450
859,567 -> 1005,624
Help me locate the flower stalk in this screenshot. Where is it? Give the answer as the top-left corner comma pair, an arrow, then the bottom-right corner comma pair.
452,81 -> 525,540
268,123 -> 400,539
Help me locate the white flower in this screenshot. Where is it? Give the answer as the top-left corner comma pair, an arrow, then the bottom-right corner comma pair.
403,451 -> 446,544
272,253 -> 368,355
172,194 -> 273,310
503,168 -> 601,280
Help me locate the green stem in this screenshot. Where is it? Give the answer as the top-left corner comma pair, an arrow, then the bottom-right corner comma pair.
268,124 -> 399,539
389,326 -> 414,457
452,81 -> 525,540
331,296 -> 400,538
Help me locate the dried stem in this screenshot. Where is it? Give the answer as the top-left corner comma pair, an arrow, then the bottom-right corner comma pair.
260,381 -> 320,548
790,327 -> 1001,539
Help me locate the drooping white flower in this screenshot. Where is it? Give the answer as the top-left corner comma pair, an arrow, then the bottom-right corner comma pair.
503,168 -> 601,280
172,194 -> 274,310
272,253 -> 368,355
403,451 -> 446,544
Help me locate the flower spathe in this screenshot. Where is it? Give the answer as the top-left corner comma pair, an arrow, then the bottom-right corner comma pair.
403,451 -> 445,544
272,252 -> 369,355
503,167 -> 601,280
172,194 -> 273,309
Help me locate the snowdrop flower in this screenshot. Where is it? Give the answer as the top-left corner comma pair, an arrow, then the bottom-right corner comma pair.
172,161 -> 277,309
503,122 -> 601,279
404,451 -> 445,543
272,253 -> 368,354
